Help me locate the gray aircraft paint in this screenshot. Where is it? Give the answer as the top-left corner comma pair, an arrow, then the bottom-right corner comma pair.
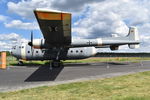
71,27 -> 140,47
11,9 -> 140,62
11,26 -> 140,61
11,44 -> 97,60
30,27 -> 140,49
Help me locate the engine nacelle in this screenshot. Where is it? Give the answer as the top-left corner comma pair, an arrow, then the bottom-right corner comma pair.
32,39 -> 45,49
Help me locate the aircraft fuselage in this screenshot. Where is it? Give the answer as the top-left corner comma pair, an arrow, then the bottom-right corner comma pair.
11,43 -> 97,61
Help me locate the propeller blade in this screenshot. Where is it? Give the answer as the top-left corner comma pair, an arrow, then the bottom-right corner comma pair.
28,31 -> 34,56
28,31 -> 33,46
31,31 -> 33,45
31,31 -> 34,56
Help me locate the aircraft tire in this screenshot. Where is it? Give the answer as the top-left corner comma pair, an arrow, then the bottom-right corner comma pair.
18,61 -> 24,66
51,60 -> 61,68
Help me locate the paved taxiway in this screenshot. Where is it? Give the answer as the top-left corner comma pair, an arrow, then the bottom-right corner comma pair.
0,61 -> 150,92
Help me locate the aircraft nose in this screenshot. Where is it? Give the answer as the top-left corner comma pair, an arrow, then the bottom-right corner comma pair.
10,48 -> 15,56
10,50 -> 14,57
9,50 -> 12,55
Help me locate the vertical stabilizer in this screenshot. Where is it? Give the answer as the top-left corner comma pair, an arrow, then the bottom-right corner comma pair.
128,26 -> 140,49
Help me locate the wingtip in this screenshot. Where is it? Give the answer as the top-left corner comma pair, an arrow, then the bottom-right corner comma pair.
34,8 -> 70,14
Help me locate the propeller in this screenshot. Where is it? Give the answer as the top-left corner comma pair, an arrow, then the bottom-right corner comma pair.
28,31 -> 34,56
28,31 -> 33,46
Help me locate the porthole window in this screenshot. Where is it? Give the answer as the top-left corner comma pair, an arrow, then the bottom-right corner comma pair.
12,46 -> 16,49
49,26 -> 52,32
22,46 -> 24,48
55,27 -> 58,31
80,50 -> 83,53
36,51 -> 38,53
19,46 -> 21,48
28,51 -> 30,53
70,50 -> 73,53
76,50 -> 78,53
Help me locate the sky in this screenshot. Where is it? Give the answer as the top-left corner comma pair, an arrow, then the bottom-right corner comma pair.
0,0 -> 150,52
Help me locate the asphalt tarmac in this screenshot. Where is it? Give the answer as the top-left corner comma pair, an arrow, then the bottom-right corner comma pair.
0,61 -> 150,92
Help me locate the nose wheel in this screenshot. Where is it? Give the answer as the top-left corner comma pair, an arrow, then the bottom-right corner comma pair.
18,60 -> 24,66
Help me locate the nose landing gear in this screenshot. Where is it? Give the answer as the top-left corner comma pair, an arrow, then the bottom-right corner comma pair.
18,60 -> 24,66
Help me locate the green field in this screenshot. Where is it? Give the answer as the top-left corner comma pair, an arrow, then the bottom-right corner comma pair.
0,71 -> 150,100
6,56 -> 150,66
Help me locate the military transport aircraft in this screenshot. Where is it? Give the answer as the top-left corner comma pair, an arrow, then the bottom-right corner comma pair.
11,8 -> 140,67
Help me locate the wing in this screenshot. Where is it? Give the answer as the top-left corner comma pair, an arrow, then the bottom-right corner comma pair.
34,9 -> 71,47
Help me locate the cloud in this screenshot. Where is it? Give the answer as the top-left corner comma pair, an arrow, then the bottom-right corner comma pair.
7,0 -> 105,19
4,20 -> 39,30
51,0 -> 104,12
7,0 -> 52,19
73,0 -> 150,38
0,33 -> 20,41
0,33 -> 28,51
5,0 -> 150,52
0,15 -> 8,22
72,0 -> 150,52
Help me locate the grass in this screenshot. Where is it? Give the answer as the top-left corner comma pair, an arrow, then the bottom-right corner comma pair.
6,56 -> 150,66
0,71 -> 150,100
6,56 -> 48,66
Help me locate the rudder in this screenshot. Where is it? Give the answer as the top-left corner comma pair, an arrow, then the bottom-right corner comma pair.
127,26 -> 140,49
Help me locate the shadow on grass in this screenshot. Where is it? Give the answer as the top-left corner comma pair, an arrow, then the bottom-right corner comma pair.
10,62 -> 50,67
25,65 -> 64,82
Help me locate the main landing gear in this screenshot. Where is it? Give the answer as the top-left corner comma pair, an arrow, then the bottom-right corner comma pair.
50,60 -> 63,69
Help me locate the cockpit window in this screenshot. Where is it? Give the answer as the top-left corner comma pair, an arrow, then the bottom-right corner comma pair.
70,50 -> 73,53
42,50 -> 45,53
12,46 -> 16,49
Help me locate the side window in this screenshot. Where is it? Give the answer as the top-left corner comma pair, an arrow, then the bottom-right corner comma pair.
70,50 -> 73,53
42,50 -> 45,53
12,46 -> 16,49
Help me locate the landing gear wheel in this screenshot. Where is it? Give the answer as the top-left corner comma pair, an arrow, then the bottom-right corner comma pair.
51,60 -> 62,68
18,61 -> 24,66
